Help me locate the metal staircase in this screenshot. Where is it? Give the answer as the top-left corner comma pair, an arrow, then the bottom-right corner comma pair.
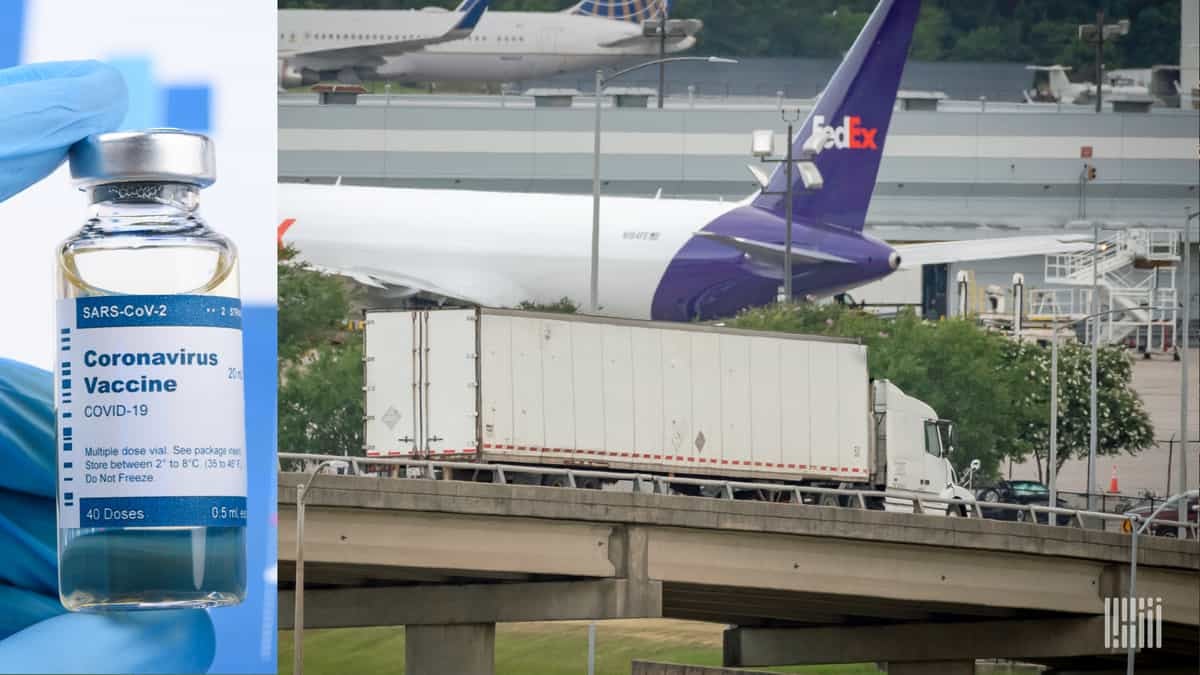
1032,228 -> 1180,350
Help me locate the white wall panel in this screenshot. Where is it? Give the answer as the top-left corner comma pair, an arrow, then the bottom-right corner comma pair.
719,334 -> 752,466
601,324 -> 635,455
660,328 -> 692,461
780,340 -> 812,468
631,327 -> 664,457
509,314 -> 545,455
749,337 -> 783,467
837,345 -> 871,474
480,314 -> 514,450
689,332 -> 723,462
424,310 -> 478,454
807,342 -> 840,470
570,321 -> 606,453
540,319 -> 576,455
364,311 -> 416,456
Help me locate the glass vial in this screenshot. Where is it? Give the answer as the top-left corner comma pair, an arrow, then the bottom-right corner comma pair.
56,130 -> 246,610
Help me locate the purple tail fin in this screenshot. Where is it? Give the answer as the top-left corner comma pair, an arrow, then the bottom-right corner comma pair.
752,0 -> 919,232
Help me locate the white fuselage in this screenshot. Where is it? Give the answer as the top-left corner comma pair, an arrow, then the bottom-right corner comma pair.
279,183 -> 735,318
279,9 -> 695,82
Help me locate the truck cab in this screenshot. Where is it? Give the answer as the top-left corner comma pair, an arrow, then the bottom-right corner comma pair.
873,380 -> 974,513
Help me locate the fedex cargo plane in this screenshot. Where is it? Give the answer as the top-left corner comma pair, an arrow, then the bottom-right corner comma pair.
280,0 -> 1091,321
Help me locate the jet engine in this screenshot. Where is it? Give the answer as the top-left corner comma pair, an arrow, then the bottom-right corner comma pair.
278,59 -> 320,88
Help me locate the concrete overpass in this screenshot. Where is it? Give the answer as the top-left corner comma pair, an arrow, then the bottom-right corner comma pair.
278,473 -> 1199,674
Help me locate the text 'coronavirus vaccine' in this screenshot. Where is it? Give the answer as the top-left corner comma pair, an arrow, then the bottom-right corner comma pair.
56,130 -> 246,611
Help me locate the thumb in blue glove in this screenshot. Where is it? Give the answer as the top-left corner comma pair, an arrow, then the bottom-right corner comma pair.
0,60 -> 128,202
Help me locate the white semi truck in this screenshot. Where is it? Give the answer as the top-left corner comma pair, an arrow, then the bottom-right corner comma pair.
362,308 -> 974,512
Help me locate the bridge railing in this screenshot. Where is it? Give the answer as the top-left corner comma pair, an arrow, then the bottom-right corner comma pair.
277,452 -> 1198,538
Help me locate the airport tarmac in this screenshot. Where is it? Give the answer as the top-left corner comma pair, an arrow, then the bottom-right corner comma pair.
1009,348 -> 1199,502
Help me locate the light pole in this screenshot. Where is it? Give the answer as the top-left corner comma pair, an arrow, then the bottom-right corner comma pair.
1179,208 -> 1197,535
293,459 -> 341,675
1077,11 -> 1130,113
590,56 -> 736,313
641,16 -> 689,109
1049,306 -> 1169,521
1089,217 -> 1100,510
1124,489 -> 1199,674
750,114 -> 824,303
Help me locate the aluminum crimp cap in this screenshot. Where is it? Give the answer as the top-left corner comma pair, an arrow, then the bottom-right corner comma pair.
69,128 -> 216,189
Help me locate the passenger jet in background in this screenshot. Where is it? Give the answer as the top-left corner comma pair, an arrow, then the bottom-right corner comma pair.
279,0 -> 1092,322
279,0 -> 699,87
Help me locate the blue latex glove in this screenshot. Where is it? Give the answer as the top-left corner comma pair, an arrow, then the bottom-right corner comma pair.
0,60 -> 128,202
0,63 -> 217,674
0,360 -> 217,674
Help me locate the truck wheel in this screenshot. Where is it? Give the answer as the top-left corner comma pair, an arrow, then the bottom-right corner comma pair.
818,494 -> 841,508
947,502 -> 967,517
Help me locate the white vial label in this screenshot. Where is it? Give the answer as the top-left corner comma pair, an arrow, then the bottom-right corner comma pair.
56,295 -> 247,530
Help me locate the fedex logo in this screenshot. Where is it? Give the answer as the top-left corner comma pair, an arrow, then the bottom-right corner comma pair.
810,115 -> 879,150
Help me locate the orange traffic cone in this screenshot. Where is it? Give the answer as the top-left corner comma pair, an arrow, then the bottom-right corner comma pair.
1108,465 -> 1119,494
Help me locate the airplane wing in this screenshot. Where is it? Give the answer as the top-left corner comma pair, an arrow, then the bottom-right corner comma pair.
291,261 -> 531,309
895,233 -> 1093,269
695,232 -> 853,265
285,0 -> 488,60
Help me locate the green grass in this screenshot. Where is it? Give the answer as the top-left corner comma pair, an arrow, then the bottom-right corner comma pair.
278,620 -> 883,675
279,620 -> 1044,674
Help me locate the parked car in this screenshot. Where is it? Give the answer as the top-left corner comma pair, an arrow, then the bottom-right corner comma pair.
1123,495 -> 1199,537
976,480 -> 1072,525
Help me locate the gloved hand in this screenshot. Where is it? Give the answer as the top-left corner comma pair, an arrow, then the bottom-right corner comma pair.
0,60 -> 128,202
0,359 -> 217,673
0,62 -> 217,674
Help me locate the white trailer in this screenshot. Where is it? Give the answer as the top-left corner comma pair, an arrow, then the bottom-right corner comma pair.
363,308 -> 973,506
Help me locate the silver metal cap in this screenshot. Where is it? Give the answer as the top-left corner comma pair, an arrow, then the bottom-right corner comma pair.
69,129 -> 216,189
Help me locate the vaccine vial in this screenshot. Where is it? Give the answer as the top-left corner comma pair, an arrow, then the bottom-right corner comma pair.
56,130 -> 246,610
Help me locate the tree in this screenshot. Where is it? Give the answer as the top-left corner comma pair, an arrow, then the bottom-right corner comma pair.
277,247 -> 364,456
1002,339 -> 1155,484
910,4 -> 949,61
517,297 -> 578,313
279,342 -> 365,455
950,25 -> 1018,62
278,245 -> 354,363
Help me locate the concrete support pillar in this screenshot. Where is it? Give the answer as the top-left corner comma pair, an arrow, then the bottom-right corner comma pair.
888,661 -> 974,675
405,623 -> 495,675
